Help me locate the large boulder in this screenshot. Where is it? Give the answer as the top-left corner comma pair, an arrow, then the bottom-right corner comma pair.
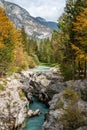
46,81 -> 64,99
28,109 -> 40,117
27,69 -> 63,100
0,74 -> 28,130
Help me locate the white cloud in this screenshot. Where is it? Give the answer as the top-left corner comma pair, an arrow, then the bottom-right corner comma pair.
6,0 -> 66,22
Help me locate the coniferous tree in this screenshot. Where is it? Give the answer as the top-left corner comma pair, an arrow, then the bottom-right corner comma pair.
21,26 -> 28,53
72,1 -> 87,78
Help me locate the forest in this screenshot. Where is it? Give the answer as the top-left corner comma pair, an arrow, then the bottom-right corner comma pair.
0,0 -> 87,80
0,0 -> 87,130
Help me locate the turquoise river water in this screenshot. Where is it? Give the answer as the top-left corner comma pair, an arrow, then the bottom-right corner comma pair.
22,97 -> 48,130
29,66 -> 50,72
21,66 -> 50,130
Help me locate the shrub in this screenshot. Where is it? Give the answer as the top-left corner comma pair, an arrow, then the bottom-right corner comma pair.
19,61 -> 28,70
56,100 -> 64,109
59,106 -> 86,130
28,56 -> 36,68
31,54 -> 39,65
63,89 -> 80,104
58,89 -> 87,130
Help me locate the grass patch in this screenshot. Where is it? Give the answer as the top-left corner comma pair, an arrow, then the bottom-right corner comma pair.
39,62 -> 58,67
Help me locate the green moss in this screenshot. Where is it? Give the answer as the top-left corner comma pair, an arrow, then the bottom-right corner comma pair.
19,90 -> 25,100
0,84 -> 6,91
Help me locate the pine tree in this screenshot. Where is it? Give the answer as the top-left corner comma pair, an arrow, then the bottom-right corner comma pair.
72,1 -> 87,78
21,26 -> 28,53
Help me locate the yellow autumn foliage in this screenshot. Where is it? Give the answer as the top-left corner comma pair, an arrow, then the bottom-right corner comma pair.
0,6 -> 29,75
72,3 -> 87,62
0,42 -> 5,48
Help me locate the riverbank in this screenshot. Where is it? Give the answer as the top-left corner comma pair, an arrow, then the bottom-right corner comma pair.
0,66 -> 87,130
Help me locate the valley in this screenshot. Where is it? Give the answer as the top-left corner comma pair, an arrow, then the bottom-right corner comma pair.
0,0 -> 87,130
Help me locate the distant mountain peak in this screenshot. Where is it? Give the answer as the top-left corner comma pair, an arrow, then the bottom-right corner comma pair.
0,0 -> 58,39
36,17 -> 46,22
0,0 -> 4,6
0,0 -> 4,3
35,17 -> 58,31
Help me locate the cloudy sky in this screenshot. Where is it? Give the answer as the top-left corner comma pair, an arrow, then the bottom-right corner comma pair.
7,0 -> 66,22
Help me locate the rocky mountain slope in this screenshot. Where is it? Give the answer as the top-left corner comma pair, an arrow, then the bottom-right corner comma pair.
0,0 -> 58,39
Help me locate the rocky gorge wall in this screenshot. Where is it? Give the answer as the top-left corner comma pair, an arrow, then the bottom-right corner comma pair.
0,67 -> 87,130
0,73 -> 29,130
21,69 -> 87,130
20,69 -> 87,130
0,68 -> 63,130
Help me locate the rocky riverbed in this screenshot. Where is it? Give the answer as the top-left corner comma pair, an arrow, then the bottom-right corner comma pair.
0,66 -> 87,130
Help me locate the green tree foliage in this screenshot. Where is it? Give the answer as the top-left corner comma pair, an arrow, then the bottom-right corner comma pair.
71,1 -> 87,78
21,26 -> 28,53
37,38 -> 55,63
0,6 -> 38,76
52,0 -> 87,80
28,38 -> 38,55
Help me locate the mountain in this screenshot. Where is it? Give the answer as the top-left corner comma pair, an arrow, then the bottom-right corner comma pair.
36,17 -> 58,31
0,0 -> 58,39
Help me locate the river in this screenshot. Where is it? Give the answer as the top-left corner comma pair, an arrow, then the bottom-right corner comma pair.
21,66 -> 50,130
22,97 -> 48,130
29,66 -> 50,72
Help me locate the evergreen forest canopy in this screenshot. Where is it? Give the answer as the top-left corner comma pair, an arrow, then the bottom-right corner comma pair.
0,0 -> 87,80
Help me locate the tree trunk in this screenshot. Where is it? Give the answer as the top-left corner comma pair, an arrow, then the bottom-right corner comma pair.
84,61 -> 86,78
72,58 -> 75,80
78,61 -> 80,79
